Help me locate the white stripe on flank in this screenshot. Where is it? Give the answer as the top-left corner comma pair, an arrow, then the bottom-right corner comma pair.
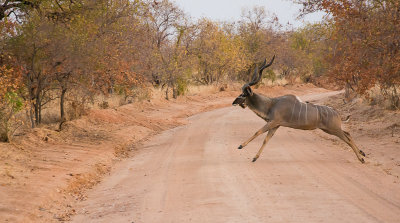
305,103 -> 308,123
298,103 -> 303,122
324,106 -> 328,119
330,107 -> 336,116
327,106 -> 332,117
290,100 -> 296,122
316,105 -> 319,122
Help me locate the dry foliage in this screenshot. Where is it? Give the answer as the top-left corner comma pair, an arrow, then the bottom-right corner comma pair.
65,163 -> 111,200
295,0 -> 400,108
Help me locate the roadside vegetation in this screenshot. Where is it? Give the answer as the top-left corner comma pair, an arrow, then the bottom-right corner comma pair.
0,0 -> 399,142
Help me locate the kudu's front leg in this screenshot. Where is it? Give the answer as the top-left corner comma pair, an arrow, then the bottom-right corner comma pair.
252,126 -> 279,162
238,123 -> 276,149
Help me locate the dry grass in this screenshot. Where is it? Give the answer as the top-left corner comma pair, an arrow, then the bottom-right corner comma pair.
49,162 -> 112,221
186,84 -> 224,95
366,85 -> 400,110
114,143 -> 131,158
260,77 -> 289,86
65,163 -> 111,200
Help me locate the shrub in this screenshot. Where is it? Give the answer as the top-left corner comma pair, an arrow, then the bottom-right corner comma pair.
0,92 -> 24,142
176,77 -> 188,96
263,69 -> 276,83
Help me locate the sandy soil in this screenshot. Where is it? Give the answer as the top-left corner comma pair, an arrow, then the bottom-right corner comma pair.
0,84 -> 323,222
71,91 -> 400,223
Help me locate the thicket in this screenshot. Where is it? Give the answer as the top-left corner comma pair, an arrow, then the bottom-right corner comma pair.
1,0 -> 399,141
295,0 -> 400,108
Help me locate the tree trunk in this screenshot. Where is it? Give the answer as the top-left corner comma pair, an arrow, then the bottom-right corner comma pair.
165,85 -> 169,100
34,96 -> 39,126
27,89 -> 35,128
26,71 -> 35,128
344,82 -> 356,101
172,84 -> 177,99
27,107 -> 35,128
59,86 -> 67,131
38,98 -> 42,124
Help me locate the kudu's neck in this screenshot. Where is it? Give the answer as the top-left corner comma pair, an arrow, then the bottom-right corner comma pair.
247,92 -> 273,120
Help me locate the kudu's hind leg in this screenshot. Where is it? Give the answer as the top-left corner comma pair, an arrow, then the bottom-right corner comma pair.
252,127 -> 279,162
343,131 -> 366,157
238,123 -> 276,150
334,130 -> 366,163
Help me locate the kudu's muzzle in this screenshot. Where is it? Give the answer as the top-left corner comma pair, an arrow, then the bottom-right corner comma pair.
232,95 -> 247,108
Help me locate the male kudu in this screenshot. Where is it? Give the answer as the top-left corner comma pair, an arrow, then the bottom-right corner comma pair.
232,56 -> 366,163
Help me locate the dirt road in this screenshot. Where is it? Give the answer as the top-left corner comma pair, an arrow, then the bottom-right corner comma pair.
72,91 -> 400,223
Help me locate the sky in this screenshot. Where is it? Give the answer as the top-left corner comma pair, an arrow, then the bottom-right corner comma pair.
172,0 -> 325,28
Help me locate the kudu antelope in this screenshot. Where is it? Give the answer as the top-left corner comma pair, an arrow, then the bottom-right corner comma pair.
232,56 -> 366,163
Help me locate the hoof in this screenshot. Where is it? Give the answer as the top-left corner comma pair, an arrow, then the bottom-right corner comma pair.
359,150 -> 366,157
238,145 -> 243,150
252,157 -> 258,162
360,158 -> 365,164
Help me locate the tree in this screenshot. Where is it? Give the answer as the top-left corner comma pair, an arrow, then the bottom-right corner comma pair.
237,6 -> 279,82
48,0 -> 146,127
144,0 -> 188,99
192,19 -> 247,85
0,20 -> 23,141
0,0 -> 40,21
281,23 -> 332,84
295,0 -> 400,108
6,0 -> 147,129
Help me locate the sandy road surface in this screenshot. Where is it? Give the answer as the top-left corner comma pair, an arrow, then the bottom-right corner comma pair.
72,92 -> 400,223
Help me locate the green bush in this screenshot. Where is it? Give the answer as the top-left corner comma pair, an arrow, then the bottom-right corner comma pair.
0,91 -> 24,142
263,69 -> 276,83
176,77 -> 188,96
